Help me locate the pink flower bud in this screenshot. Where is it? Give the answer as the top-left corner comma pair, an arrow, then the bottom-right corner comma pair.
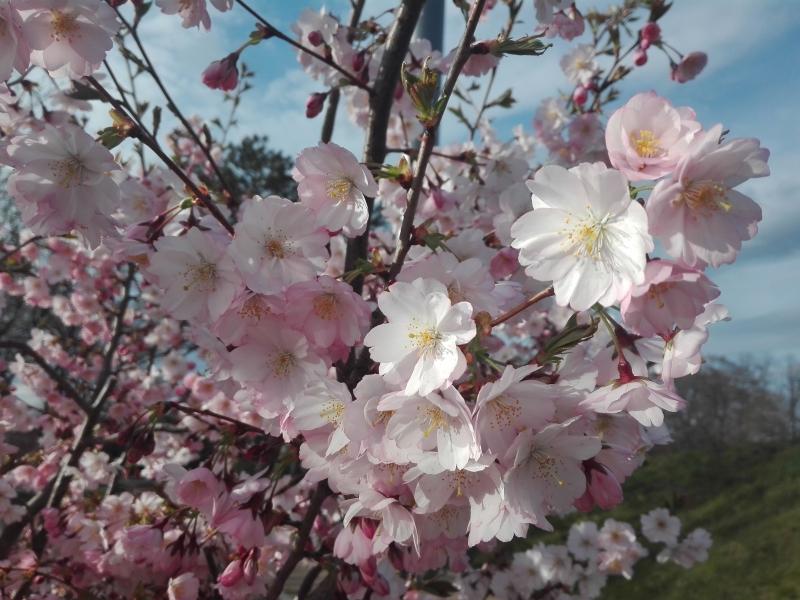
587,466 -> 623,510
641,21 -> 661,43
307,30 -> 324,46
490,247 -> 519,279
242,548 -> 260,584
671,51 -> 708,83
634,47 -> 648,66
572,85 -> 588,106
305,92 -> 327,118
218,559 -> 244,587
201,53 -> 240,92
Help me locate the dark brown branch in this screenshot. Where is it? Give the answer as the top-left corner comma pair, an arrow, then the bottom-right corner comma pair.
0,341 -> 88,413
264,482 -> 330,600
387,0 -> 489,281
343,0 -> 426,293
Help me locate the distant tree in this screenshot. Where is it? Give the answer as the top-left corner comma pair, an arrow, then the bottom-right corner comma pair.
672,357 -> 789,448
220,134 -> 295,215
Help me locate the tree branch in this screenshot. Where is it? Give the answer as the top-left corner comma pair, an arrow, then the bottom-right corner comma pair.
264,482 -> 330,600
343,0 -> 426,293
85,76 -> 235,235
387,0 -> 488,281
236,0 -> 372,93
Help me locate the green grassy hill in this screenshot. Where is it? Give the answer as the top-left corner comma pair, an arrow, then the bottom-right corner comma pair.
592,443 -> 800,600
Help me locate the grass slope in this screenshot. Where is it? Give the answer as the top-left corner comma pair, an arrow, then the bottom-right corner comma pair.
594,443 -> 800,600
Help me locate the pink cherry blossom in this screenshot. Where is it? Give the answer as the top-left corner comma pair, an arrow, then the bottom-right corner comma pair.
504,420 -> 601,530
474,365 -> 558,455
284,275 -> 371,352
581,375 -> 685,427
167,573 -> 200,600
293,142 -> 378,236
3,123 -> 120,247
364,278 -> 476,396
671,51 -> 708,83
620,259 -> 720,338
378,385 -> 480,471
605,92 -> 702,181
147,228 -> 242,322
0,1 -> 30,82
511,163 -> 653,311
155,0 -> 233,30
228,195 -> 329,294
22,0 -> 120,78
647,124 -> 770,267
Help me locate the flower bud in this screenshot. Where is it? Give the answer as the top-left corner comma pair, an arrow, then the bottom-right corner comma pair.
671,51 -> 708,83
218,559 -> 244,587
305,92 -> 327,118
202,53 -> 240,92
307,30 -> 324,46
634,47 -> 648,66
641,21 -> 661,43
572,84 -> 588,106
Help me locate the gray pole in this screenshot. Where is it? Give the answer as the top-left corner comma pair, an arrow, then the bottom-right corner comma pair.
416,0 -> 444,53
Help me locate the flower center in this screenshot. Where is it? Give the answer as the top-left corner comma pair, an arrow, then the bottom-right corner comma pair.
50,10 -> 79,40
326,177 -> 354,202
264,233 -> 292,259
647,282 -> 673,309
319,399 -> 345,426
408,325 -> 444,356
182,261 -> 217,291
680,180 -> 732,216
487,395 -> 521,430
566,217 -> 608,261
530,449 -> 565,487
239,296 -> 269,321
51,157 -> 86,188
271,352 -> 296,378
630,129 -> 664,159
312,293 -> 339,320
419,405 -> 448,438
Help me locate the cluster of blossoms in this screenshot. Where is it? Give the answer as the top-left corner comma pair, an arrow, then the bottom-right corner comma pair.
464,510 -> 711,599
0,0 -> 769,598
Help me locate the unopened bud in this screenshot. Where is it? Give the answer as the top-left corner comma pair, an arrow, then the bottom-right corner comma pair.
305,92 -> 327,118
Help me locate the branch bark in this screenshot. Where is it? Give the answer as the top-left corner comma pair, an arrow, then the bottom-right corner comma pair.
343,0 -> 426,293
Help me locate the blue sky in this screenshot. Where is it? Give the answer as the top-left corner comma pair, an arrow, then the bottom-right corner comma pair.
106,0 -> 800,358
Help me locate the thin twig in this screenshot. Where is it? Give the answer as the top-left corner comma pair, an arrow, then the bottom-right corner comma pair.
85,76 -> 235,235
490,286 -> 555,328
236,0 -> 372,93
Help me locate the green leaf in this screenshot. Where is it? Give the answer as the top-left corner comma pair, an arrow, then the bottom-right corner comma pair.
97,127 -> 126,150
538,315 -> 599,366
486,88 -> 516,109
492,35 -> 551,57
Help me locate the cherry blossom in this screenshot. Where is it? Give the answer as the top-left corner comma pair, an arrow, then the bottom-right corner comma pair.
147,227 -> 241,322
511,162 -> 653,311
605,91 -> 701,181
293,142 -> 378,236
364,278 -> 476,396
620,259 -> 720,338
3,123 -> 120,247
228,195 -> 329,294
647,123 -> 770,268
22,0 -> 120,78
